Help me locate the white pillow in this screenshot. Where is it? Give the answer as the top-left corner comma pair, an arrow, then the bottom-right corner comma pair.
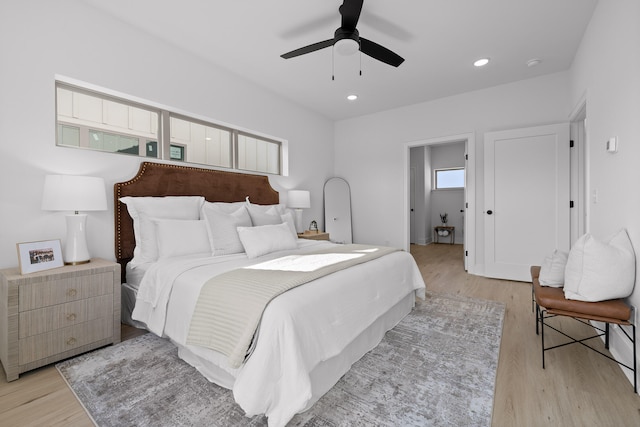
237,223 -> 298,258
564,229 -> 636,302
245,199 -> 286,226
201,201 -> 246,214
120,196 -> 204,266
153,219 -> 211,259
538,250 -> 568,287
201,203 -> 252,255
280,211 -> 298,240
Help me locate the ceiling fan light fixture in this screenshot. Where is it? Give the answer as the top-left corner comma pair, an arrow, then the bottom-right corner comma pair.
335,38 -> 359,56
473,58 -> 490,67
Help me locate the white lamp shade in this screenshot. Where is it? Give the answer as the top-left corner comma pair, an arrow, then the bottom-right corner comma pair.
288,190 -> 310,209
42,175 -> 107,212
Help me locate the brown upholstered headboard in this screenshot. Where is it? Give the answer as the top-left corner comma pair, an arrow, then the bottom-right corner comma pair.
114,161 -> 279,281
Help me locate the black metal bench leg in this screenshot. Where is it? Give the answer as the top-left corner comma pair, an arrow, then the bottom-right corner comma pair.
605,322 -> 610,349
541,309 -> 546,369
633,323 -> 637,394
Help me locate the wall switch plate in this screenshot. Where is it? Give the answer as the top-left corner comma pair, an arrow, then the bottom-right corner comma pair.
606,137 -> 618,153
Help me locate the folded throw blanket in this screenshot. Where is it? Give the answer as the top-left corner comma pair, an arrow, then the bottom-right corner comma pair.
187,244 -> 398,368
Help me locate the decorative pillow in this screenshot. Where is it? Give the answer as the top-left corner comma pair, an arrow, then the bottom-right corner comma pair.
201,203 -> 252,255
153,219 -> 211,259
564,229 -> 636,302
538,250 -> 568,287
120,196 -> 204,266
237,223 -> 298,258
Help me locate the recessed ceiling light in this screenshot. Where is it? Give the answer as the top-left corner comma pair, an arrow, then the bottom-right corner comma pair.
527,58 -> 542,67
473,58 -> 490,67
347,94 -> 358,101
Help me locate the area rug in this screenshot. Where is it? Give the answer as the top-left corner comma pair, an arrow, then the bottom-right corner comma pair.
56,292 -> 505,426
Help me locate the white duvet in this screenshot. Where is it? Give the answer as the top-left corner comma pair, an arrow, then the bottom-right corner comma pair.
132,240 -> 425,426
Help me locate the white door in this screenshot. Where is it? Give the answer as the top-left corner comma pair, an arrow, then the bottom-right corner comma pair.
324,177 -> 353,244
484,123 -> 570,281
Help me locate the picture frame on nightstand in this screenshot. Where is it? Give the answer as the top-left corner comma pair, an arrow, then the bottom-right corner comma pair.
16,239 -> 64,274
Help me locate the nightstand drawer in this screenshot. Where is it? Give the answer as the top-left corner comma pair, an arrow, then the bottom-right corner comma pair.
19,294 -> 114,339
19,317 -> 113,365
19,271 -> 114,311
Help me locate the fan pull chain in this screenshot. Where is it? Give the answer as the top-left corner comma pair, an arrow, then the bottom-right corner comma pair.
332,47 -> 335,81
360,49 -> 362,76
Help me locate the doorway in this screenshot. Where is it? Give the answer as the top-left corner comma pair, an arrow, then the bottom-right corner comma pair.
404,133 -> 475,272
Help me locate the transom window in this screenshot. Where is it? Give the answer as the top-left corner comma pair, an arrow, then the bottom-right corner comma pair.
55,81 -> 284,175
434,167 -> 465,189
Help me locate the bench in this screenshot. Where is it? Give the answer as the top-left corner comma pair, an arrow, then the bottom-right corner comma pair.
531,265 -> 637,393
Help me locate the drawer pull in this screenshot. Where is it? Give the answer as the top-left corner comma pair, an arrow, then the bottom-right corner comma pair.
66,313 -> 77,321
66,288 -> 78,297
66,337 -> 77,346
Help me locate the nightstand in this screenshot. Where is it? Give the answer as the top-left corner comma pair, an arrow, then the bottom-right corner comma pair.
298,231 -> 330,241
0,259 -> 121,381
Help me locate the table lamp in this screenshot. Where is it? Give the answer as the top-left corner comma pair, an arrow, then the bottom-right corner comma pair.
288,190 -> 310,233
41,175 -> 107,264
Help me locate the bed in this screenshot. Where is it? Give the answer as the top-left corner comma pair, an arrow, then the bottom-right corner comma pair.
115,162 -> 426,427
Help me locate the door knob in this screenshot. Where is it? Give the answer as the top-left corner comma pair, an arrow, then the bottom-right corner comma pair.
486,210 -> 493,215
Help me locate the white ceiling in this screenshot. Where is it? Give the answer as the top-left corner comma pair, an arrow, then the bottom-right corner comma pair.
84,0 -> 598,121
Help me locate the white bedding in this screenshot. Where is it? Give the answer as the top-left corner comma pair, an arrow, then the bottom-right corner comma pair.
131,240 -> 425,427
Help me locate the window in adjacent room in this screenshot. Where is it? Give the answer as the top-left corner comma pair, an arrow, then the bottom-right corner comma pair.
434,167 -> 465,189
55,80 -> 284,175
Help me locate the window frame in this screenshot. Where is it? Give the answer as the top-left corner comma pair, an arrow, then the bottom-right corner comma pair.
433,167 -> 465,190
55,79 -> 285,176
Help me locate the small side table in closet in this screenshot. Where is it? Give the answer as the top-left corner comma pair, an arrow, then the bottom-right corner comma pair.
433,226 -> 455,244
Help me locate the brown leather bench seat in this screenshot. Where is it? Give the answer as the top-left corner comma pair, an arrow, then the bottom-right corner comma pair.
530,265 -> 636,393
531,265 -> 631,324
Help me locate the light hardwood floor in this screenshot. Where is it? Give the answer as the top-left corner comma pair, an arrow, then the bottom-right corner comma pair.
1,244 -> 639,426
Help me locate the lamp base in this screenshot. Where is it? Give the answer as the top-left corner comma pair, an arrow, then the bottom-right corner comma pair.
65,259 -> 91,266
64,214 -> 91,264
293,209 -> 304,234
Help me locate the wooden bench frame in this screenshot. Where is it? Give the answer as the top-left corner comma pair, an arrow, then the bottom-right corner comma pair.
531,266 -> 637,393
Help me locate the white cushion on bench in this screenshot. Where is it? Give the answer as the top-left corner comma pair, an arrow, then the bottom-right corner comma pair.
539,249 -> 568,288
564,229 -> 635,302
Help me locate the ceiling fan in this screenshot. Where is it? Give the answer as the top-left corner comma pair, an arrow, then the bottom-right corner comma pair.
280,0 -> 405,67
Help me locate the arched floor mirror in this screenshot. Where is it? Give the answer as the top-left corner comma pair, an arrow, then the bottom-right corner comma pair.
324,177 -> 353,244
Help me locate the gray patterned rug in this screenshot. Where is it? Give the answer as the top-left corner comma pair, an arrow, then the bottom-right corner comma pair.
56,292 -> 504,427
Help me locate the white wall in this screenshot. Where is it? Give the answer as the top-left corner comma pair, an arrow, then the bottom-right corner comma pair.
569,0 -> 640,387
334,72 -> 571,266
0,0 -> 334,269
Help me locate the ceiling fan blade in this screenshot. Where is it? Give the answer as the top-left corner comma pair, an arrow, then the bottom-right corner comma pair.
281,39 -> 335,59
359,37 -> 405,67
339,0 -> 364,31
